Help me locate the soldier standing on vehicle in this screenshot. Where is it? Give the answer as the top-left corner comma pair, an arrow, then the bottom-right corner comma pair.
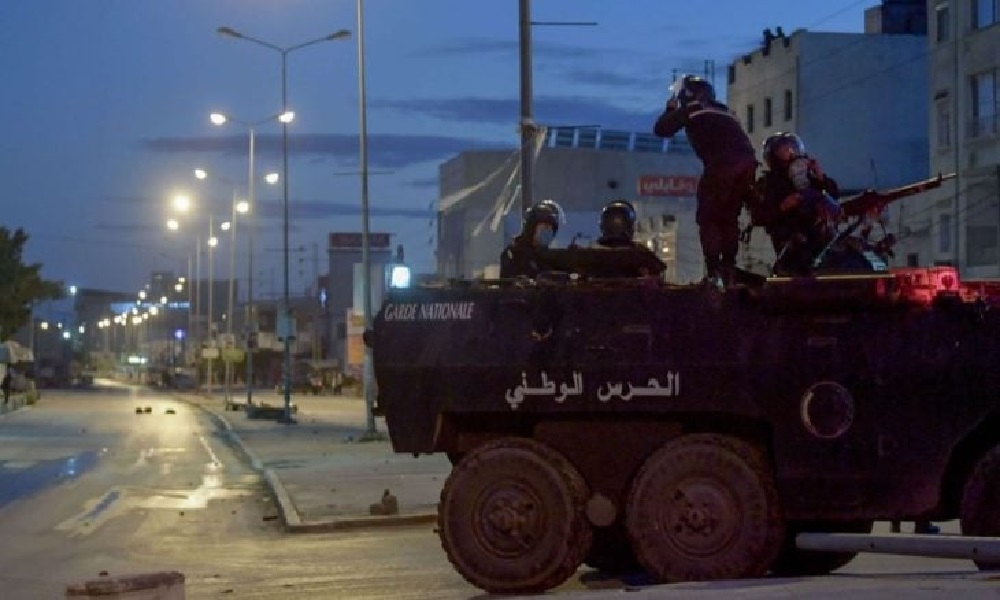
653,75 -> 757,286
500,199 -> 562,278
754,132 -> 841,274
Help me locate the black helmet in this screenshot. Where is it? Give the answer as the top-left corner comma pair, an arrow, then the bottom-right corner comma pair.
599,200 -> 636,243
763,132 -> 806,170
523,199 -> 561,236
674,75 -> 715,106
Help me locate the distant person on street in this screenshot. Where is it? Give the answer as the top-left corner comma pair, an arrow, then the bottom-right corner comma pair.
500,199 -> 563,278
653,75 -> 757,286
2,369 -> 12,404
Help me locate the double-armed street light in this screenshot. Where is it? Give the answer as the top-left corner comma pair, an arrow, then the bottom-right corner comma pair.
208,111 -> 288,406
217,25 -> 351,423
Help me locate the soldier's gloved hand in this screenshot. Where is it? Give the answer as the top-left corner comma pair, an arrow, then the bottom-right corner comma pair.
780,193 -> 801,211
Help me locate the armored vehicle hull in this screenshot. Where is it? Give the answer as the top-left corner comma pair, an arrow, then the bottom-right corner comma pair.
369,271 -> 1000,592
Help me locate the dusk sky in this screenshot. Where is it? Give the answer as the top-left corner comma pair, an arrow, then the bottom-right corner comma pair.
1,0 -> 868,298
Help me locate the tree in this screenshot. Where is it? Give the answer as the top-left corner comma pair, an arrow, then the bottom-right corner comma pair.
0,227 -> 64,340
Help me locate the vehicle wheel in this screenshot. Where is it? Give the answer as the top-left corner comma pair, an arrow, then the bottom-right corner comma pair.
438,437 -> 592,594
960,444 -> 1000,571
584,524 -> 642,574
770,520 -> 873,576
626,433 -> 784,582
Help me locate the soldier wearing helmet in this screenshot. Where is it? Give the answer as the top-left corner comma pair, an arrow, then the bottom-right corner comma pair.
500,199 -> 562,278
597,199 -> 638,248
757,132 -> 841,274
653,74 -> 757,286
594,199 -> 665,278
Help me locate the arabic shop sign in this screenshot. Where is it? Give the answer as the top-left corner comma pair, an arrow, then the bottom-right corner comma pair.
382,301 -> 475,321
638,175 -> 698,197
505,371 -> 681,410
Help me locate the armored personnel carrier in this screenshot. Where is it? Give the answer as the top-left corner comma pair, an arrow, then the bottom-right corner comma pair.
368,179 -> 999,594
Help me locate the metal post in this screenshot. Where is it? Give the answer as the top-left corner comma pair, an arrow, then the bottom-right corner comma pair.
518,0 -> 534,214
358,0 -> 376,437
226,190 -> 236,406
280,51 -> 294,423
246,128 -> 256,406
195,236 -> 201,375
208,216 -> 215,398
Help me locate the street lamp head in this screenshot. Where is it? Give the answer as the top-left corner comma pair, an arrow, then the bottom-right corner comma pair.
236,200 -> 250,214
265,172 -> 279,185
208,236 -> 219,248
172,194 -> 192,212
221,221 -> 232,232
217,26 -> 242,39
194,168 -> 208,180
327,29 -> 352,41
278,110 -> 295,124
166,218 -> 180,231
210,113 -> 228,126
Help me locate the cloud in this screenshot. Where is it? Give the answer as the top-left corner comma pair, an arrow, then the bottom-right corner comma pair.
416,38 -> 623,61
561,67 -> 665,89
256,199 -> 434,220
371,95 -> 652,130
406,176 -> 440,190
139,133 -> 507,170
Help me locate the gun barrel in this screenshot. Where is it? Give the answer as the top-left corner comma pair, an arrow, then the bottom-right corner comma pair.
840,172 -> 956,218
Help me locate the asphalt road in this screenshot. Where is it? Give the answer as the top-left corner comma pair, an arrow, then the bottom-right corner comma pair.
0,385 -> 479,599
0,383 -> 995,599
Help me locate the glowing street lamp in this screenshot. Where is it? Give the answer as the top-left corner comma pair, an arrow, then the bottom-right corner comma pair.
218,24 -> 351,422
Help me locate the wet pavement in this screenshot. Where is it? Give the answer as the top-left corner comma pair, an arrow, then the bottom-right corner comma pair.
176,388 -> 449,531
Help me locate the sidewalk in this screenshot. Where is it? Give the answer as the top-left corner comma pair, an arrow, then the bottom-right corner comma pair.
178,389 -> 450,533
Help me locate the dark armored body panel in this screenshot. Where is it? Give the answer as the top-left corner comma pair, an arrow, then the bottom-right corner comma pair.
369,268 -> 1000,593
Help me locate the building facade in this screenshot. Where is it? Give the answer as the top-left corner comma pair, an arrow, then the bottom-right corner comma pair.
917,0 -> 1000,277
436,128 -> 707,283
726,7 -> 930,268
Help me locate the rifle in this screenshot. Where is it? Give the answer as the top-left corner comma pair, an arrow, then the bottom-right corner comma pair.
839,172 -> 957,219
811,172 -> 956,270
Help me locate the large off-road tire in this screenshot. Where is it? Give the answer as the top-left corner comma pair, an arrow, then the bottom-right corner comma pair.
626,433 -> 784,582
770,520 -> 873,576
438,437 -> 593,593
960,444 -> 1000,571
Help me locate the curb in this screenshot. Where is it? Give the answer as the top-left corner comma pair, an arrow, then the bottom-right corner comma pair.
173,393 -> 440,533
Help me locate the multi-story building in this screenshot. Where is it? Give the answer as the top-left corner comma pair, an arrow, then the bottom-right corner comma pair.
726,0 -> 930,268
437,128 -> 707,283
914,0 -> 1000,277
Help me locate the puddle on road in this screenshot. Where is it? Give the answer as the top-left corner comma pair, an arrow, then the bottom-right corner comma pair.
55,437 -> 254,537
0,450 -> 104,509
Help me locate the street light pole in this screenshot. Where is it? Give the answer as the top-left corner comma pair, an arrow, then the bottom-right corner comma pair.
207,216 -> 216,398
246,128 -> 256,406
357,0 -> 377,438
217,25 -> 351,424
209,112 -> 289,408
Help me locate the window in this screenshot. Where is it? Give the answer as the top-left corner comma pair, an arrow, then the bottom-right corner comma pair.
783,89 -> 793,121
746,104 -> 755,133
973,0 -> 997,29
763,97 -> 773,127
967,224 -> 998,266
970,70 -> 998,138
935,3 -> 950,42
940,213 -> 952,254
727,65 -> 736,84
935,97 -> 951,148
